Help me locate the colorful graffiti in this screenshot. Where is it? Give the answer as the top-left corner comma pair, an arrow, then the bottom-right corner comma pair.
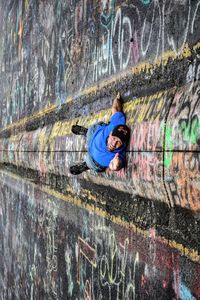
0,170 -> 199,299
1,81 -> 199,210
0,0 -> 200,126
0,1 -> 199,297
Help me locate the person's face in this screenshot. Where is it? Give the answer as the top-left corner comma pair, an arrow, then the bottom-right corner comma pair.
107,134 -> 123,151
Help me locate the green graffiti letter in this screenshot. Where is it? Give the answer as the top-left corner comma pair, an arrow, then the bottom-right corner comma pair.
164,126 -> 173,168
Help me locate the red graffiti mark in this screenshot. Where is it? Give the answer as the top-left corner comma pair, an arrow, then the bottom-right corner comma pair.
131,151 -> 160,182
172,152 -> 200,211
116,166 -> 127,179
39,159 -> 46,177
77,237 -> 96,284
172,252 -> 180,300
130,30 -> 140,65
130,120 -> 162,151
84,279 -> 92,300
194,264 -> 200,299
141,273 -> 147,288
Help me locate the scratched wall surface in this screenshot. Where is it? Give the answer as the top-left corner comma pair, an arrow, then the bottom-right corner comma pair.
0,0 -> 200,299
0,170 -> 199,299
0,0 -> 199,125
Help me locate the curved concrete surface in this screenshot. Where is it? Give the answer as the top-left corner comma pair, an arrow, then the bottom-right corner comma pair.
0,0 -> 199,298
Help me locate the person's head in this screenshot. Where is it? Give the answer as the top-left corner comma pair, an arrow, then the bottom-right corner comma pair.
107,124 -> 130,151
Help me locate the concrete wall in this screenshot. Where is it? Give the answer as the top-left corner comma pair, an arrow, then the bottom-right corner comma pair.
0,170 -> 199,299
0,0 -> 200,298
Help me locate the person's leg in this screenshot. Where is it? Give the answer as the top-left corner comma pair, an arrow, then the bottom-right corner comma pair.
86,123 -> 105,145
85,153 -> 106,172
70,123 -> 105,175
71,125 -> 88,136
69,162 -> 89,175
69,124 -> 97,175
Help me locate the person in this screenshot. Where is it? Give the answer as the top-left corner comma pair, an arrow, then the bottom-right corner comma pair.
70,93 -> 130,175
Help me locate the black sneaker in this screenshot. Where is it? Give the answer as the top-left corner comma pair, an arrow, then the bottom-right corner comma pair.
71,125 -> 88,136
69,162 -> 89,175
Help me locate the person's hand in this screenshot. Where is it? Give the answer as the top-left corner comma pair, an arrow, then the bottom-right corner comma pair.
109,153 -> 122,171
111,92 -> 123,115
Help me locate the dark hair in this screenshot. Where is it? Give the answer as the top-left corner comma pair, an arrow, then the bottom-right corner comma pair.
112,125 -> 130,144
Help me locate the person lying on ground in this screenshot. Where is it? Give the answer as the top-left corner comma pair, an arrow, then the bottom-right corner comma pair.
69,93 -> 130,175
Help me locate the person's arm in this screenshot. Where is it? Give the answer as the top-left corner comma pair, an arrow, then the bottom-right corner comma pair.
111,92 -> 123,115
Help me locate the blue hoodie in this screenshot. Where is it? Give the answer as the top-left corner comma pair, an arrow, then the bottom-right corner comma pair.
88,112 -> 127,167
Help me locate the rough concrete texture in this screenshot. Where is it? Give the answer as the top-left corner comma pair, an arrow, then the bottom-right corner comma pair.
0,0 -> 200,299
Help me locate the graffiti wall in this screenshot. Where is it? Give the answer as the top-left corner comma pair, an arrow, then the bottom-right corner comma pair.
0,83 -> 199,210
0,0 -> 200,126
0,0 -> 200,298
0,170 -> 199,299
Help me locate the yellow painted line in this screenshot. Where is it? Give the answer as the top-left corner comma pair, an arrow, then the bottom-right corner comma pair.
0,103 -> 56,133
0,42 -> 199,134
0,167 -> 199,262
7,88 -> 173,141
45,88 -> 173,138
0,87 -> 177,150
43,186 -> 200,263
